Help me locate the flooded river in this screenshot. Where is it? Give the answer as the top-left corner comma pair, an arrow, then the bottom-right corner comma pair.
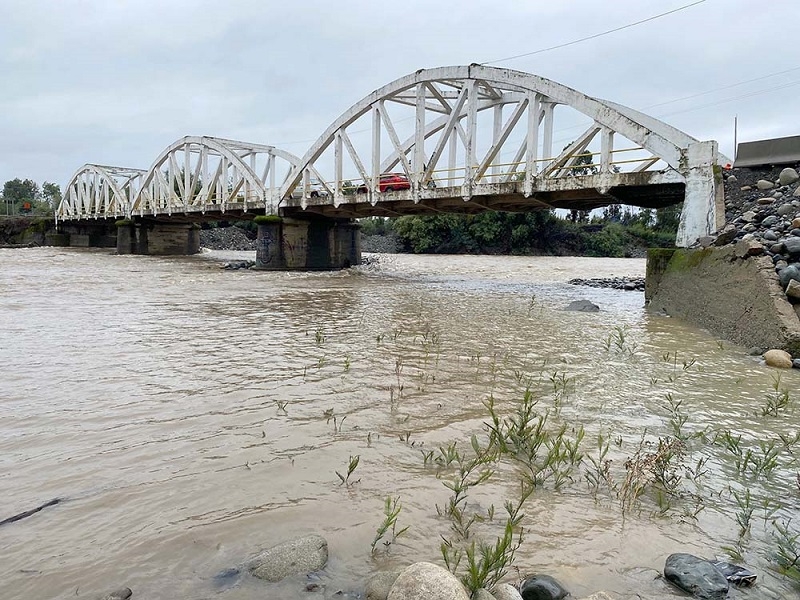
1,248 -> 798,599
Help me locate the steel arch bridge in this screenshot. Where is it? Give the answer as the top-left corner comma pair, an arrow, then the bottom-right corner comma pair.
57,65 -> 728,247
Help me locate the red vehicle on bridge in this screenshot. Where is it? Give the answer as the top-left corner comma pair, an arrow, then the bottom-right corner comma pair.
356,173 -> 411,194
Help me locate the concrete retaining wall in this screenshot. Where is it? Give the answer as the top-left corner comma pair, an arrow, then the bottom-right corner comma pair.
646,247 -> 800,354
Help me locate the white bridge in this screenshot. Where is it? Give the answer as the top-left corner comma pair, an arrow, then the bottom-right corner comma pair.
57,65 -> 730,247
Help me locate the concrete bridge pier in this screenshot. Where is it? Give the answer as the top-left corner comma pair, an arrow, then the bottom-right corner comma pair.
255,215 -> 360,270
116,220 -> 200,255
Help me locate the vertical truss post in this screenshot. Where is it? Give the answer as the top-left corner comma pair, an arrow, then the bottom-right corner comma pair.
463,79 -> 478,199
334,131 -> 343,203
413,84 -> 426,192
600,127 -> 613,173
525,92 -> 540,196
372,107 -> 381,196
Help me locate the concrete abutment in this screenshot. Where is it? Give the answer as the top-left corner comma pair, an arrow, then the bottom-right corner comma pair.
646,247 -> 800,355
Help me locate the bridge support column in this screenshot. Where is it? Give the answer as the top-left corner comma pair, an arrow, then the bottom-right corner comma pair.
255,216 -> 360,270
115,220 -> 136,254
676,141 -> 725,247
124,221 -> 200,255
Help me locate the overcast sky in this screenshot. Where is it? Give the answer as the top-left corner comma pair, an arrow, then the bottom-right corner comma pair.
1,0 -> 798,190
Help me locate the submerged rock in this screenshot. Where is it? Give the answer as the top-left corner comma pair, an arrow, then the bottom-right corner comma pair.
664,553 -> 728,599
365,568 -> 404,600
386,562 -> 470,600
565,300 -> 599,312
248,534 -> 328,582
519,574 -> 570,600
96,589 -> 132,600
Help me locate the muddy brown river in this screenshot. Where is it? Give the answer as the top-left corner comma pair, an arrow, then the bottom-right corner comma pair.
1,248 -> 798,599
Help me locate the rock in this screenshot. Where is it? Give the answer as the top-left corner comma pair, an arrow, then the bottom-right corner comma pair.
576,594 -> 616,600
697,236 -> 714,247
775,260 -> 789,270
664,553 -> 728,599
248,534 -> 328,582
519,575 -> 570,600
777,203 -> 796,216
565,300 -> 599,312
741,211 -> 756,223
713,225 -> 737,246
97,590 -> 132,600
770,242 -> 785,254
761,215 -> 778,227
212,567 -> 241,590
710,560 -> 757,586
794,186 -> 800,197
734,239 -> 764,258
366,569 -> 405,600
740,185 -> 751,191
747,347 -> 764,356
786,279 -> 800,300
779,265 -> 800,288
794,359 -> 800,369
387,562 -> 470,600
756,197 -> 774,205
784,237 -> 800,256
792,218 -> 800,229
756,179 -> 775,190
764,349 -> 793,369
726,175 -> 737,183
493,584 -> 524,600
475,590 -> 497,600
762,230 -> 778,242
779,167 -> 800,186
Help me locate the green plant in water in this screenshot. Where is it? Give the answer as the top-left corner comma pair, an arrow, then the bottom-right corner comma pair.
603,325 -> 638,356
314,326 -> 325,346
772,519 -> 800,579
371,495 -> 409,553
762,374 -> 791,417
336,454 -> 360,486
274,399 -> 288,413
343,354 -> 351,372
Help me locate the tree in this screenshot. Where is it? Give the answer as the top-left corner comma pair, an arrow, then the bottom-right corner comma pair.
4,178 -> 39,202
42,182 -> 62,208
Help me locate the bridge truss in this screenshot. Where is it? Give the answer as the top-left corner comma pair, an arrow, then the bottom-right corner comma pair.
59,164 -> 146,220
57,66 -> 728,245
281,65 -> 727,245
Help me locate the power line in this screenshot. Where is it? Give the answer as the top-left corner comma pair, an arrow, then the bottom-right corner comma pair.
482,0 -> 708,65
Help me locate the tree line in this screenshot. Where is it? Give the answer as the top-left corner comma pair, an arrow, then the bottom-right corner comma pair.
2,178 -> 62,216
360,204 -> 682,257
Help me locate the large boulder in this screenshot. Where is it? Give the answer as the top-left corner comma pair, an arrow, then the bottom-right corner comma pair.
474,589 -> 497,600
756,179 -> 775,190
764,349 -> 793,369
519,574 -> 570,600
387,562 -> 471,600
779,167 -> 800,186
247,534 -> 328,582
663,553 -> 729,599
786,279 -> 800,300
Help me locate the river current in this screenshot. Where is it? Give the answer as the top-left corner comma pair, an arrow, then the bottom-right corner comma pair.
1,248 -> 798,599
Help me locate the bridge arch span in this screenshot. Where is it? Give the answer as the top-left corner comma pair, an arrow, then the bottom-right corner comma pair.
282,65 -> 727,246
131,136 -> 302,218
58,164 -> 146,221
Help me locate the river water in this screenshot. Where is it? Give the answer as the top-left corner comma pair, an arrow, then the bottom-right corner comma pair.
1,248 -> 799,600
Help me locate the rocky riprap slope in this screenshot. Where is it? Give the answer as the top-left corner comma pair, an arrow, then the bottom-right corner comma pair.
568,277 -> 645,291
707,164 -> 800,304
199,226 -> 256,251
